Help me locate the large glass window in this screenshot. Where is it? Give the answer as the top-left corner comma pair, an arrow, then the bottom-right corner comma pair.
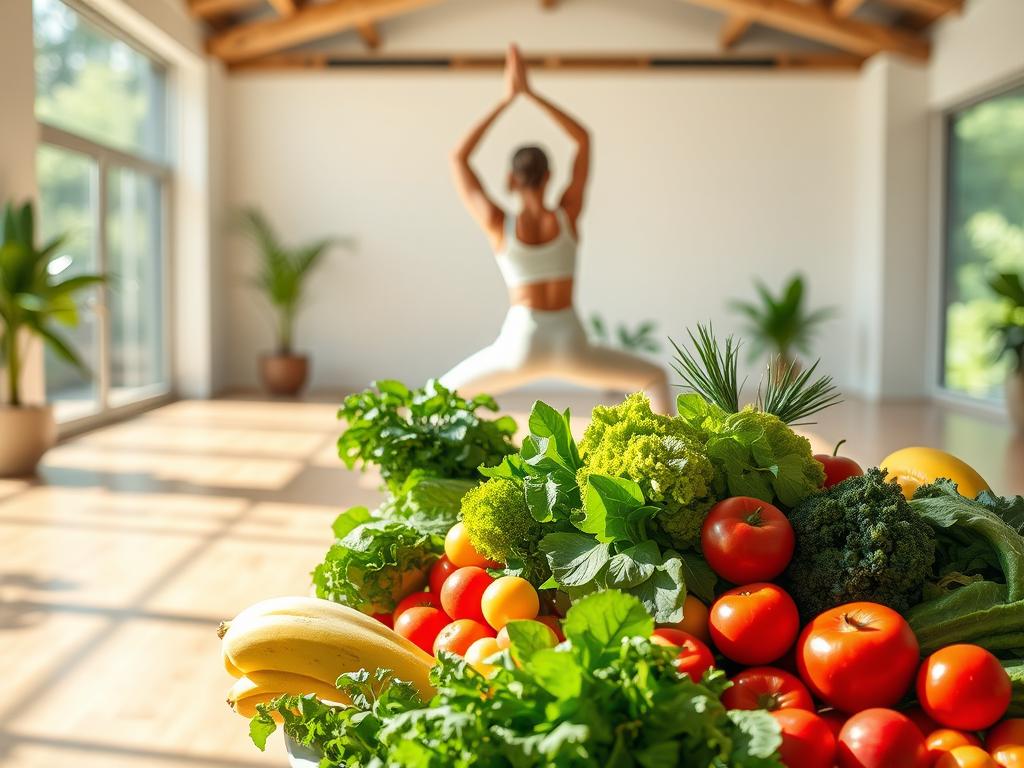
33,0 -> 171,424
942,86 -> 1024,400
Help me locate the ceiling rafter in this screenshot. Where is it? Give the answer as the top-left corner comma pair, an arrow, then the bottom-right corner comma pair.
207,0 -> 446,63
188,0 -> 261,20
356,21 -> 381,48
720,14 -> 753,48
675,0 -> 929,60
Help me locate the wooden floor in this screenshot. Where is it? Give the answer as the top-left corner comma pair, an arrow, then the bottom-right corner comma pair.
0,392 -> 1020,768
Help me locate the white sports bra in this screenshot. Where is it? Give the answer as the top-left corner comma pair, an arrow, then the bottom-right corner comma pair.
495,208 -> 577,288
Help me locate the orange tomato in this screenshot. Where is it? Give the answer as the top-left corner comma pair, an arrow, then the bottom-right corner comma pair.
934,746 -> 998,768
480,576 -> 540,630
432,618 -> 495,657
926,729 -> 984,763
444,523 -> 496,568
989,721 -> 1024,752
658,595 -> 711,644
464,637 -> 502,676
495,619 -> 558,650
992,746 -> 1024,768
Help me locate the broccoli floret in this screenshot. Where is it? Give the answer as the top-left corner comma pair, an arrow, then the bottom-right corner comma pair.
577,393 -> 716,550
782,468 -> 936,619
460,477 -> 549,581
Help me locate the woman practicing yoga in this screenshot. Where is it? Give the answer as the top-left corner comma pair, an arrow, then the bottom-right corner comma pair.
441,44 -> 670,412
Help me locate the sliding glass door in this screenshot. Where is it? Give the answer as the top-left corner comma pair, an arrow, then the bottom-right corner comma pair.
33,0 -> 171,424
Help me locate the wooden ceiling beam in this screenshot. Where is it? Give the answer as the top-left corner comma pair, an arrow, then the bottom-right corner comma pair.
832,0 -> 865,17
265,0 -> 299,15
228,51 -> 866,72
356,21 -> 381,48
878,0 -> 962,18
720,14 -> 753,48
208,0 -> 445,63
675,0 -> 929,60
187,0 -> 261,19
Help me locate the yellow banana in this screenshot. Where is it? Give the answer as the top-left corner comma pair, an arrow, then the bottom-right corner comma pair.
218,595 -> 367,640
226,671 -> 346,718
222,608 -> 435,698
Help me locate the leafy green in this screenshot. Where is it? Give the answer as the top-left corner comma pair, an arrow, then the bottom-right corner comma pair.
782,468 -> 936,619
251,591 -> 783,768
312,473 -> 473,612
337,379 -> 518,493
907,479 -> 1024,656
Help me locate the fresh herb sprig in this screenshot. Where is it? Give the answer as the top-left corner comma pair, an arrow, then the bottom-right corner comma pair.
758,357 -> 842,426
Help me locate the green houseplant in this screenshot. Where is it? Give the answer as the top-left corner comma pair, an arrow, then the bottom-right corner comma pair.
729,274 -> 835,374
239,208 -> 337,396
989,271 -> 1024,431
589,314 -> 661,354
0,200 -> 104,476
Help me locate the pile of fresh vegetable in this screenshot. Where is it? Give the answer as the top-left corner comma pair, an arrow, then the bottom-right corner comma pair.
216,326 -> 1024,768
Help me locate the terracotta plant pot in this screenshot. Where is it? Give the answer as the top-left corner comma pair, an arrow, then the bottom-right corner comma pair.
260,353 -> 309,397
1007,371 -> 1024,434
0,404 -> 57,477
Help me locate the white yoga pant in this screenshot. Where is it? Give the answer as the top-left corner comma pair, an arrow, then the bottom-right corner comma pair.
440,306 -> 670,413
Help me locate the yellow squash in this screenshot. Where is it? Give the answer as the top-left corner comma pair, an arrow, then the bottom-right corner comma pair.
879,446 -> 990,499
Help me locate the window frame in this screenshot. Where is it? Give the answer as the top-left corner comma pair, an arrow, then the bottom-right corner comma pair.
34,0 -> 176,434
935,76 -> 1024,411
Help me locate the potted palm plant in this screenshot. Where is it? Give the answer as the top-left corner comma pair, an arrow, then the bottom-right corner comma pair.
0,200 -> 104,476
989,271 -> 1024,431
729,274 -> 835,376
239,208 -> 336,397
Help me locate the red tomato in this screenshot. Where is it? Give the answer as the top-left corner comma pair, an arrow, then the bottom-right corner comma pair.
650,628 -> 715,682
993,745 -> 1024,768
722,666 -> 814,712
934,746 -> 999,768
439,566 -> 494,623
837,708 -> 929,768
903,706 -> 940,737
917,644 -> 1011,731
709,583 -> 799,665
926,729 -> 984,763
393,606 -> 451,655
988,720 -> 1024,752
796,602 -> 919,713
815,440 -> 864,488
535,614 -> 565,642
701,497 -> 795,583
371,612 -> 393,629
432,618 -> 496,657
429,554 -> 459,595
773,709 -> 837,768
393,591 -> 441,622
820,710 -> 847,740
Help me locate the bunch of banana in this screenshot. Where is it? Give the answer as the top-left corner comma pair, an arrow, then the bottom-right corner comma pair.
219,596 -> 436,718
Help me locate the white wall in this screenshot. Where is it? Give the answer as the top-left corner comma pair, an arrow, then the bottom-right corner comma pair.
224,70 -> 863,394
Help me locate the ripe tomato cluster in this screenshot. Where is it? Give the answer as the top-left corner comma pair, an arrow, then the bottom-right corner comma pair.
389,522 -> 562,672
664,495 -> 1020,768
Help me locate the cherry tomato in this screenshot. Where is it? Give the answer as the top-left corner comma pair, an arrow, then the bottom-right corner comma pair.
934,746 -> 998,768
815,440 -> 865,488
371,612 -> 393,629
709,583 -> 799,665
837,708 -> 929,768
917,645 -> 1011,731
439,566 -> 494,623
464,636 -> 502,676
393,591 -> 441,621
926,729 -> 985,763
772,708 -> 837,768
903,706 -> 940,737
393,606 -> 451,655
535,614 -> 565,642
650,628 -> 715,682
429,554 -> 458,595
722,666 -> 814,712
701,497 -> 795,583
797,602 -> 919,713
992,745 -> 1024,768
659,594 -> 711,644
433,618 -> 496,657
820,711 -> 847,740
495,619 -> 558,650
480,576 -> 540,630
444,522 -> 498,568
988,720 -> 1024,752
